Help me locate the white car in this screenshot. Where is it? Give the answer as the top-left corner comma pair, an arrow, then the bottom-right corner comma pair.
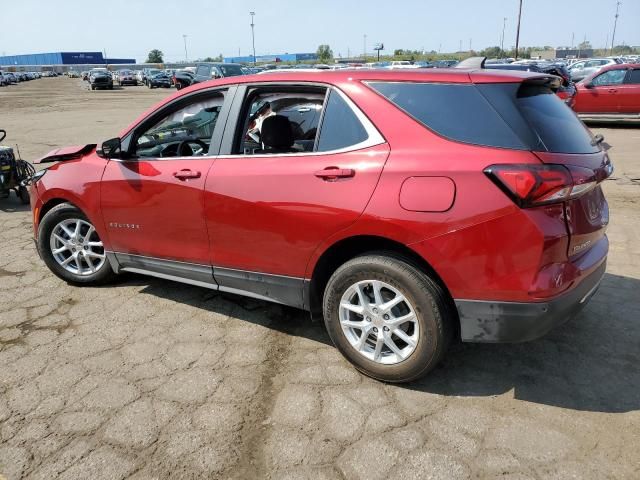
388,61 -> 420,69
568,58 -> 620,82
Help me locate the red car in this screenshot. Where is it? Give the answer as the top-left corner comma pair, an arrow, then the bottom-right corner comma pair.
29,69 -> 611,382
573,63 -> 640,121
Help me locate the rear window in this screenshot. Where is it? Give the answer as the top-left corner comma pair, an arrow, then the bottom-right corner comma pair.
219,64 -> 244,77
368,82 -> 527,149
369,81 -> 598,154
483,83 -> 599,154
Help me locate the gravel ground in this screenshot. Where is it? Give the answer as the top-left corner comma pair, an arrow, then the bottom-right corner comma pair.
1,77 -> 639,480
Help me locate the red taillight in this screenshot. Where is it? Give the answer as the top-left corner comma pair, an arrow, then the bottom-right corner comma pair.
484,164 -> 598,207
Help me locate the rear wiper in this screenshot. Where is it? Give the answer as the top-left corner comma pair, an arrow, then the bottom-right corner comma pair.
591,134 -> 604,146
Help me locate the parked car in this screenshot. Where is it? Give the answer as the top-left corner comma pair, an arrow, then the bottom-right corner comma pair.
484,62 -> 577,106
572,63 -> 640,121
432,60 -> 459,68
88,69 -> 113,90
388,61 -> 419,69
135,70 -> 145,84
30,69 -> 611,382
4,72 -> 17,84
192,62 -> 244,84
172,69 -> 195,90
117,69 -> 137,86
141,68 -> 162,86
147,71 -> 172,88
81,71 -> 89,81
568,58 -> 621,82
0,72 -> 6,86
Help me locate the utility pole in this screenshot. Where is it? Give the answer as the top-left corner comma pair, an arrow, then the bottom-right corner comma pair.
571,32 -> 575,49
363,34 -> 367,61
469,38 -> 472,53
514,0 -> 523,60
250,12 -> 256,65
459,40 -> 462,52
182,35 -> 188,62
501,18 -> 507,57
610,1 -> 621,55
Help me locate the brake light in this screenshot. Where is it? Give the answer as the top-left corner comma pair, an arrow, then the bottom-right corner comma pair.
484,164 -> 598,207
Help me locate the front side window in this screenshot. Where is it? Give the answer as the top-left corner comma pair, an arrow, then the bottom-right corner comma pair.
135,91 -> 225,158
592,69 -> 627,86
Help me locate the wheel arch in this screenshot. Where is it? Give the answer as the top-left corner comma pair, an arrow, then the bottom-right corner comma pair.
307,235 -> 457,327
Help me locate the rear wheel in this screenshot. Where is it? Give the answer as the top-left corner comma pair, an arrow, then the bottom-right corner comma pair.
323,254 -> 453,383
37,203 -> 116,285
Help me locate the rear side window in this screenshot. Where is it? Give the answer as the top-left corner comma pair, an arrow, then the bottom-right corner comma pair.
368,82 -> 526,149
316,90 -> 369,152
196,65 -> 209,77
592,69 -> 626,86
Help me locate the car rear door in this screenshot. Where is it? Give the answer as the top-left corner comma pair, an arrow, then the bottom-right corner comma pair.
100,87 -> 232,270
203,83 -> 389,306
617,67 -> 640,114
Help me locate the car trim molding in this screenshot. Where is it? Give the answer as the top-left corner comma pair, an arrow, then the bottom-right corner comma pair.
106,251 -> 306,309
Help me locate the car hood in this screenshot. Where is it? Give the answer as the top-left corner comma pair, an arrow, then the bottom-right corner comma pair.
34,144 -> 96,164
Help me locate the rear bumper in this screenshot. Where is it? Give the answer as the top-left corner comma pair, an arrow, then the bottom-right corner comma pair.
456,259 -> 606,343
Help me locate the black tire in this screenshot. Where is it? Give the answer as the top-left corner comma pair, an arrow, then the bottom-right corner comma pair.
17,186 -> 30,204
323,253 -> 453,383
37,203 -> 117,286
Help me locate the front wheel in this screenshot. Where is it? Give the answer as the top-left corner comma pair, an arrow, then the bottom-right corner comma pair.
323,254 -> 453,383
37,203 -> 117,285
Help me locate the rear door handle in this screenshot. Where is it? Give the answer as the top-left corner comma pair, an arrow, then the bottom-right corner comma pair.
314,167 -> 355,180
173,169 -> 201,180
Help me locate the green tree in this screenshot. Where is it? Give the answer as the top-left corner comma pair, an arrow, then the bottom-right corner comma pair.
578,40 -> 592,50
481,46 -> 502,58
394,49 -> 405,56
316,44 -> 333,63
146,49 -> 164,63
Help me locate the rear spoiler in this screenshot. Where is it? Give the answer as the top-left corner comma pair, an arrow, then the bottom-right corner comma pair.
34,144 -> 96,164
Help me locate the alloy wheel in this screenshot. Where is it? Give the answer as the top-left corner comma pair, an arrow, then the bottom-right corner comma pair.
339,280 -> 419,364
49,218 -> 106,276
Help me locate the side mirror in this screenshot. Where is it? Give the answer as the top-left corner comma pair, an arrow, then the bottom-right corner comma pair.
583,82 -> 594,89
98,137 -> 122,159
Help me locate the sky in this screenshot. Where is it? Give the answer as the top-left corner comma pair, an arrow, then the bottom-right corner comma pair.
1,0 -> 638,62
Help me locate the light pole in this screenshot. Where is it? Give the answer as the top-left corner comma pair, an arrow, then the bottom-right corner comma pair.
182,35 -> 189,62
363,34 -> 367,62
514,0 -> 523,60
500,17 -> 507,57
250,12 -> 256,65
610,1 -> 621,55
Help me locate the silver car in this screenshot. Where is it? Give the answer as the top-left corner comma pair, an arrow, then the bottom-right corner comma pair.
569,58 -> 620,82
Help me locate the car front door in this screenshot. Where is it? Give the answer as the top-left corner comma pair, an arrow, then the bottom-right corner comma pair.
576,69 -> 627,113
100,87 -> 232,271
617,68 -> 640,114
203,84 -> 389,306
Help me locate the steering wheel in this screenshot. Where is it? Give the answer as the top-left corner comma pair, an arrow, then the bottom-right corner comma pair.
177,139 -> 208,157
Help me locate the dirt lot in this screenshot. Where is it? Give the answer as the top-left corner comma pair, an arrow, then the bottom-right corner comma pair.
1,77 -> 639,479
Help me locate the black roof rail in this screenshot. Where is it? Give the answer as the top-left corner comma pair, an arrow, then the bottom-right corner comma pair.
455,56 -> 487,69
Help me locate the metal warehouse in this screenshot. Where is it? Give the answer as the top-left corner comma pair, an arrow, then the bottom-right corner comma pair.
224,52 -> 317,63
0,52 -> 135,66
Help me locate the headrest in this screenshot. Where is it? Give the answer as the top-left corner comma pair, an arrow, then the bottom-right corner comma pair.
261,115 -> 294,150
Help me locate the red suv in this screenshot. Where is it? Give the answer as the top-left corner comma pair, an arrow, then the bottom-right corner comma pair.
572,63 -> 640,121
30,69 -> 612,382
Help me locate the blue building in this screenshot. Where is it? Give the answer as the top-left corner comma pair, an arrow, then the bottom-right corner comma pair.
0,52 -> 135,66
224,52 -> 317,64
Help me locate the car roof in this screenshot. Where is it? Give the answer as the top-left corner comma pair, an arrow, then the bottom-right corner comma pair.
119,68 -> 556,139
186,68 -> 556,91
